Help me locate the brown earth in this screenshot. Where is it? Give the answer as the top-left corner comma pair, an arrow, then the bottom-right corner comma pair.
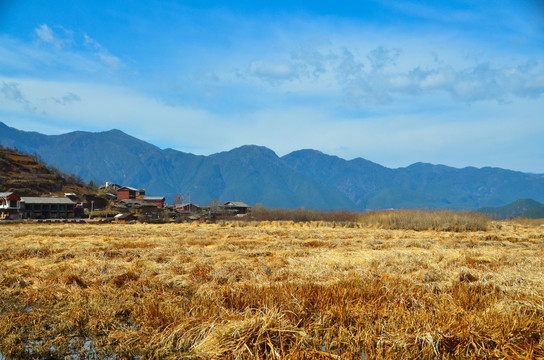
0,146 -> 93,197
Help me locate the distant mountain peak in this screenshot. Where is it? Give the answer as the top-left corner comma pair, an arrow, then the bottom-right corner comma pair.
102,129 -> 125,135
222,145 -> 279,160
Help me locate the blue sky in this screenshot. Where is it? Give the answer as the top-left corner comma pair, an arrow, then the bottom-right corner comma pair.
1,1 -> 543,172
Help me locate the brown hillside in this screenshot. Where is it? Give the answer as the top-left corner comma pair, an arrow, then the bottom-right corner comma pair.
0,146 -> 93,197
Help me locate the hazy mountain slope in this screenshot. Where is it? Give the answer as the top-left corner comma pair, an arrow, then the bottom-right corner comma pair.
283,149 -> 544,209
394,164 -> 544,209
522,206 -> 544,219
477,198 -> 543,219
209,146 -> 354,209
282,149 -> 394,207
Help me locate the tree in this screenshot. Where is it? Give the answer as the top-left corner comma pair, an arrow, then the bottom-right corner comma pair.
208,199 -> 221,211
174,194 -> 184,205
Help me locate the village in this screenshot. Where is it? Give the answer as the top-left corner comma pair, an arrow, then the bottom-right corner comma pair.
0,183 -> 251,223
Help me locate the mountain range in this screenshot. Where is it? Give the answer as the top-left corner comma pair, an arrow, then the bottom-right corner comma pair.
1,121 -> 543,210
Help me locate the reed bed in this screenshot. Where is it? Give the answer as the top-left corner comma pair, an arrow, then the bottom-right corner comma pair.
0,219 -> 543,359
358,210 -> 490,232
249,208 -> 489,232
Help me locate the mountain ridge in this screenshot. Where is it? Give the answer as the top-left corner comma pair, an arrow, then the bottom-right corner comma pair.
1,121 -> 543,209
477,199 -> 544,219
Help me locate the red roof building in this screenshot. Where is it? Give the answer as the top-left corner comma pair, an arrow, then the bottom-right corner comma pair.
0,192 -> 21,219
117,186 -> 146,201
144,196 -> 165,208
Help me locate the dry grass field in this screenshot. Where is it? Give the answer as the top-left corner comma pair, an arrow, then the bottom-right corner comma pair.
1,216 -> 543,359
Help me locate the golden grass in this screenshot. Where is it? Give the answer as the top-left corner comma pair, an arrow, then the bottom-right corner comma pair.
0,220 -> 543,359
359,210 -> 490,232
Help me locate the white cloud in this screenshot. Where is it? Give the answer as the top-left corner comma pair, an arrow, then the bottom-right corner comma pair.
83,34 -> 122,71
35,24 -> 63,48
289,47 -> 331,78
248,60 -> 298,83
336,48 -> 364,83
367,46 -> 401,71
34,24 -> 73,49
0,76 -> 221,146
0,81 -> 37,113
1,29 -> 122,77
332,47 -> 544,104
235,40 -> 544,105
1,81 -> 25,102
53,92 -> 81,105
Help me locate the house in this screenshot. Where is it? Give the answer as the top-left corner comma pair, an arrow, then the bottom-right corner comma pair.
19,197 -> 76,219
144,196 -> 165,208
0,192 -> 21,219
117,186 -> 146,201
115,199 -> 158,215
64,193 -> 78,201
176,203 -> 201,212
223,201 -> 251,214
75,204 -> 85,218
83,194 -> 109,210
99,182 -> 121,191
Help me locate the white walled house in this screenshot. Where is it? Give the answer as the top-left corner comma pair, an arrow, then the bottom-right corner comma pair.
0,192 -> 21,219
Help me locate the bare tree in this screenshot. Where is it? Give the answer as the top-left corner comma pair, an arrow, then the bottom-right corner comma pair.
174,194 -> 184,206
208,198 -> 221,211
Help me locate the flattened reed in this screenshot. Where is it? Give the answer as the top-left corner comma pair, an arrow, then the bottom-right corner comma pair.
0,220 -> 542,359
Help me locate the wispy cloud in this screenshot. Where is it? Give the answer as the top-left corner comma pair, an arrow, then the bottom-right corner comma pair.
248,60 -> 298,83
240,43 -> 544,105
1,81 -> 37,113
53,92 -> 81,105
83,34 -> 122,71
1,81 -> 25,102
367,46 -> 401,71
25,25 -> 123,73
35,24 -> 64,48
290,47 -> 331,78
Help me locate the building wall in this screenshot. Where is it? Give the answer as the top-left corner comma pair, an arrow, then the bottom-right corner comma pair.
177,204 -> 200,212
0,194 -> 21,219
117,189 -> 135,200
145,199 -> 165,208
118,188 -> 146,200
21,204 -> 75,219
